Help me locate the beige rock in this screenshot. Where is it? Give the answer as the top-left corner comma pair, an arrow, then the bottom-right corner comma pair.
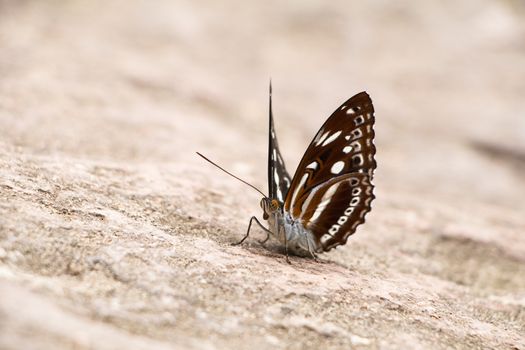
1,1 -> 524,349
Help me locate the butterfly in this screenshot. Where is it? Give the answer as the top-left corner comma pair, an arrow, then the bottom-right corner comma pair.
199,84 -> 376,261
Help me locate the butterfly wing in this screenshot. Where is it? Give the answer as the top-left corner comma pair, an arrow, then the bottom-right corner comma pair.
268,85 -> 292,204
283,92 -> 376,251
299,173 -> 374,251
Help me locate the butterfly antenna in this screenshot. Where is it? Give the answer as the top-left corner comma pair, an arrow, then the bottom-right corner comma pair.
196,152 -> 267,198
268,79 -> 273,196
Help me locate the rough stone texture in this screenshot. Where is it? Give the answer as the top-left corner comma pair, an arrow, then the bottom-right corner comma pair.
1,1 -> 524,349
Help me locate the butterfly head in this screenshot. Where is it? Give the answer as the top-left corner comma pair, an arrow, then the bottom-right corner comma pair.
260,198 -> 280,220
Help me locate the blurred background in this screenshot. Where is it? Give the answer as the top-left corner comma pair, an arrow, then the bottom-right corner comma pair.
1,0 -> 524,206
1,1 -> 525,348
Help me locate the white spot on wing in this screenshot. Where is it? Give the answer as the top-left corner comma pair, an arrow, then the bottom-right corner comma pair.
320,234 -> 332,244
329,224 -> 340,235
343,146 -> 353,154
274,169 -> 282,201
350,141 -> 362,152
277,188 -> 283,202
330,161 -> 345,174
272,149 -> 276,160
352,154 -> 364,166
351,129 -> 363,139
322,131 -> 342,146
306,161 -> 318,170
315,130 -> 330,146
354,115 -> 365,126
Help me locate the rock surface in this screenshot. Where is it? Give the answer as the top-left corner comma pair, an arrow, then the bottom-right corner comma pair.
1,1 -> 524,349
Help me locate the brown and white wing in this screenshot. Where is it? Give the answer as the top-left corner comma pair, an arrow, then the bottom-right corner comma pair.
284,92 -> 376,216
298,173 -> 374,252
283,91 -> 376,251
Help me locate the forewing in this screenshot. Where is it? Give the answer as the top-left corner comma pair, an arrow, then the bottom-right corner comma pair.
298,173 -> 374,252
284,92 -> 376,217
268,86 -> 292,204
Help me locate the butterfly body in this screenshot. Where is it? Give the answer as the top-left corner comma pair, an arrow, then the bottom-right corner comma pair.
211,86 -> 376,259
253,87 -> 376,257
260,197 -> 317,255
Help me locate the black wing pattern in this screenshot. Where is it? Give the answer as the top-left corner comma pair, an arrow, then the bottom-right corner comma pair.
268,84 -> 292,204
283,92 -> 376,251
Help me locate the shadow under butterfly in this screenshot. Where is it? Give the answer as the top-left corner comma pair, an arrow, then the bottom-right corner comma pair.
198,84 -> 376,262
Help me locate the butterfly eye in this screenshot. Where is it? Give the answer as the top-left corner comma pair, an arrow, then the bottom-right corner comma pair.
271,199 -> 279,210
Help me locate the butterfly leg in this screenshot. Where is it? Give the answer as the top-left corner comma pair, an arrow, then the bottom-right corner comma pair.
258,233 -> 270,245
284,233 -> 291,264
305,239 -> 319,262
232,216 -> 271,246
